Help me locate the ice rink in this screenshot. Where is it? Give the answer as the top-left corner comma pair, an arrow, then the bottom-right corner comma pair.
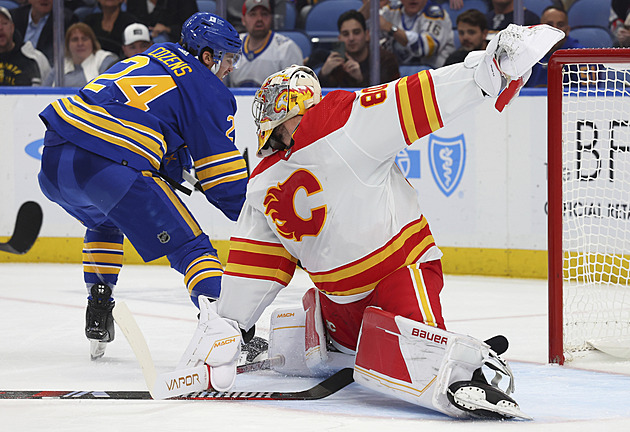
1,262 -> 630,431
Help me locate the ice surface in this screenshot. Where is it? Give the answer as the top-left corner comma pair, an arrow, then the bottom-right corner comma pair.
1,263 -> 629,431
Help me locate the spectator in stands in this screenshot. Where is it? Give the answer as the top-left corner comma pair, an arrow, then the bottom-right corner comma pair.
360,0 -> 455,68
10,0 -> 78,64
614,12 -> 630,47
43,22 -> 118,87
83,0 -> 138,56
486,0 -> 539,33
307,10 -> 399,87
121,22 -> 153,58
612,0 -> 630,45
126,0 -> 197,43
0,5 -> 49,85
224,0 -> 302,87
444,8 -> 488,66
525,5 -> 583,88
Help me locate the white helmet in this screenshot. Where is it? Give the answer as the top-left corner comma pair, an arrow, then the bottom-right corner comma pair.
252,65 -> 322,157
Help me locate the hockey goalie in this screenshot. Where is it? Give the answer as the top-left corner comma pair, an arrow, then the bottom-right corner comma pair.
175,24 -> 565,419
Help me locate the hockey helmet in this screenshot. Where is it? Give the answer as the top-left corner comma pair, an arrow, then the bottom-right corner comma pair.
181,12 -> 242,71
252,65 -> 322,157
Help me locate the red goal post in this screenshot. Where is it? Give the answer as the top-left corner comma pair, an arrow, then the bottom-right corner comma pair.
548,48 -> 630,365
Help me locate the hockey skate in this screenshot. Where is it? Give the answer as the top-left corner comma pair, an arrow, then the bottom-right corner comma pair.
85,283 -> 115,360
470,23 -> 564,110
239,336 -> 269,365
447,368 -> 531,420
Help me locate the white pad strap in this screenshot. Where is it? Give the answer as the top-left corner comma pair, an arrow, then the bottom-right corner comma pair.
485,350 -> 515,394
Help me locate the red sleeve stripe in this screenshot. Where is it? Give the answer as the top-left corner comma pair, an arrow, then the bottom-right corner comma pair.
224,238 -> 298,285
309,217 -> 437,296
395,71 -> 443,145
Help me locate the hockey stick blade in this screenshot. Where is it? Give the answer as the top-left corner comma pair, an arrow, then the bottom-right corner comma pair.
152,356 -> 284,399
0,201 -> 43,254
0,368 -> 354,401
113,300 -> 284,399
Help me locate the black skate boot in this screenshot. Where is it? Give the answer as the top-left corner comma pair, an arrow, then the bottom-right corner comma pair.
238,325 -> 269,365
447,368 -> 531,420
85,283 -> 115,360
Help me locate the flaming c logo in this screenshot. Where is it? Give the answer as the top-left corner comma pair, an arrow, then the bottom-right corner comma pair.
264,169 -> 326,241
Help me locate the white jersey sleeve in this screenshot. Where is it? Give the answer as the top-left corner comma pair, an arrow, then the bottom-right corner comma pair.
217,201 -> 299,331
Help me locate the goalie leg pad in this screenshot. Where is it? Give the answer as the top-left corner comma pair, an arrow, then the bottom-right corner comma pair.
353,307 -> 519,419
268,306 -> 310,376
268,289 -> 354,377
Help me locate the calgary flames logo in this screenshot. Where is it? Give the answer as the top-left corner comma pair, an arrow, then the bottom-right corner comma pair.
273,89 -> 288,115
263,169 -> 326,241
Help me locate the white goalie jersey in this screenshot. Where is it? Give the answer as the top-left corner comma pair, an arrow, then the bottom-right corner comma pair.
218,64 -> 487,330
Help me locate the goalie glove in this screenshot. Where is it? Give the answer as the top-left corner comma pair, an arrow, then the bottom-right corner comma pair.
177,295 -> 241,391
469,24 -> 564,111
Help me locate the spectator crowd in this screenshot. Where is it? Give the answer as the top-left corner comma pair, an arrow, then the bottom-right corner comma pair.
0,0 -> 627,88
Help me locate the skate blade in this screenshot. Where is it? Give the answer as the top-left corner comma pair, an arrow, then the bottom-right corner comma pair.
90,340 -> 108,360
451,387 -> 533,420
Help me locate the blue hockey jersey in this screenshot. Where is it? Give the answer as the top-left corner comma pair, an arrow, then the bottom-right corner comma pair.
39,42 -> 248,221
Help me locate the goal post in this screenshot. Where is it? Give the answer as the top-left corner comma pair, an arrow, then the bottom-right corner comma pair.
548,48 -> 630,365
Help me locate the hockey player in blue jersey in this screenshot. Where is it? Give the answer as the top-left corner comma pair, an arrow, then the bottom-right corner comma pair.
38,12 -> 249,359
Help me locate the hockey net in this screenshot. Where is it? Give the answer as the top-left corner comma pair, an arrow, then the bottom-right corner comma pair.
548,49 -> 630,365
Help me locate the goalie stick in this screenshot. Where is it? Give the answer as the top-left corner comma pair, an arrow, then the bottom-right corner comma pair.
0,368 -> 354,400
113,302 -> 287,399
0,201 -> 43,255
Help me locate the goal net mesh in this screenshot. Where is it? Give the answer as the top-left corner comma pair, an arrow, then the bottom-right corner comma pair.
559,60 -> 630,357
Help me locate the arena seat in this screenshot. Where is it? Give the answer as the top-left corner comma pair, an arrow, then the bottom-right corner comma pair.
304,0 -> 363,42
568,0 -> 611,29
196,0 -> 217,14
522,0 -> 554,18
278,30 -> 312,59
569,27 -> 614,48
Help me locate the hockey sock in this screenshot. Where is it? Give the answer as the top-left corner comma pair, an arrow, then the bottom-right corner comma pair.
83,227 -> 124,287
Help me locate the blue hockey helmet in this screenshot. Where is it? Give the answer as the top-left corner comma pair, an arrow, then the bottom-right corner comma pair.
181,12 -> 242,67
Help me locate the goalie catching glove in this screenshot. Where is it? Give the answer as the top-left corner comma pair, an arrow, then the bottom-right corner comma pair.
177,295 -> 241,391
467,23 -> 564,112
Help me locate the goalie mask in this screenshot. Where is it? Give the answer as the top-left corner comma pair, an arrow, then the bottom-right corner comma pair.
252,65 -> 322,157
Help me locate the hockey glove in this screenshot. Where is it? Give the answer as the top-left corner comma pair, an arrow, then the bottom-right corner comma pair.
177,295 -> 241,391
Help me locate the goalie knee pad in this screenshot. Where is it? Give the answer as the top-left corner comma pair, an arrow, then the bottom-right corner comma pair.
353,307 -> 517,418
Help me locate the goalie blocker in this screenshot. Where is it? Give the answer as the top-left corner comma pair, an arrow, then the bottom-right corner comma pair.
268,289 -> 528,419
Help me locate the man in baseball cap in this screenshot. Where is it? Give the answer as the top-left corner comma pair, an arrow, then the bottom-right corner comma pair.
0,5 -> 50,86
122,22 -> 153,58
225,0 -> 302,87
242,0 -> 272,16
